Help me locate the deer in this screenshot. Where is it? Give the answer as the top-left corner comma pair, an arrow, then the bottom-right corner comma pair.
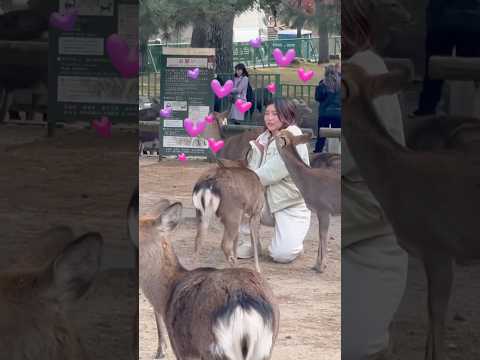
128,186 -> 167,360
275,130 -> 341,273
139,199 -> 280,360
204,111 -> 335,164
0,226 -> 103,360
192,159 -> 265,273
201,111 -> 264,161
341,61 -> 480,360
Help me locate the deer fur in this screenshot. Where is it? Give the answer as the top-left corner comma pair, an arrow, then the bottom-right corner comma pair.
201,111 -> 264,161
192,162 -> 265,273
342,62 -> 480,360
275,130 -> 341,272
139,200 -> 279,360
0,226 -> 102,360
127,186 -> 167,360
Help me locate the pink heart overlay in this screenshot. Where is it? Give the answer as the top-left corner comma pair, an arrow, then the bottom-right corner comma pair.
249,37 -> 262,49
187,68 -> 200,79
105,34 -> 139,78
208,138 -> 224,153
211,79 -> 234,98
92,116 -> 111,138
272,48 -> 296,67
297,68 -> 315,83
159,106 -> 172,118
235,99 -> 252,113
204,114 -> 215,124
266,83 -> 276,94
49,8 -> 78,32
184,118 -> 206,137
178,153 -> 187,162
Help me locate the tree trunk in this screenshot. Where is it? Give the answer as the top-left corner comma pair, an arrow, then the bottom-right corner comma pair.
296,24 -> 302,38
317,25 -> 329,63
207,14 -> 235,74
190,17 -> 208,48
316,2 -> 330,64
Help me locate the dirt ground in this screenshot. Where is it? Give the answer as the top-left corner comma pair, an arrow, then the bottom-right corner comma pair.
139,158 -> 341,360
0,125 -> 138,360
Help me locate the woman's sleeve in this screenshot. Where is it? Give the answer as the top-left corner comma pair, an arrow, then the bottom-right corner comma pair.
232,77 -> 248,97
254,147 -> 289,186
246,141 -> 262,170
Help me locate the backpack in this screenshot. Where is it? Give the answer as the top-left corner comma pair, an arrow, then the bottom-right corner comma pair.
246,81 -> 254,104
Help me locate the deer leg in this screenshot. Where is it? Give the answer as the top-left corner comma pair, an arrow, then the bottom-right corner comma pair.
424,254 -> 454,360
221,209 -> 243,267
313,211 -> 330,273
194,209 -> 208,262
132,307 -> 139,360
249,213 -> 262,273
0,88 -> 11,123
154,311 -> 166,359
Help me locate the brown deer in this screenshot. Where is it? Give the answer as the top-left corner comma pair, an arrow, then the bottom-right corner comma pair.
201,111 -> 264,161
139,199 -> 280,360
0,226 -> 103,360
275,130 -> 341,272
192,160 -> 265,273
341,62 -> 480,360
206,112 -> 339,164
128,186 -> 167,360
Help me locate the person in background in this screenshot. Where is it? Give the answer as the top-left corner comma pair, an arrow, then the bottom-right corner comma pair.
229,63 -> 250,125
410,0 -> 480,117
314,65 -> 341,153
236,97 -> 311,264
213,73 -> 224,113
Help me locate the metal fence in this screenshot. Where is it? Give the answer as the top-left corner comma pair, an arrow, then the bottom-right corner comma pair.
139,71 -> 318,124
141,36 -> 341,73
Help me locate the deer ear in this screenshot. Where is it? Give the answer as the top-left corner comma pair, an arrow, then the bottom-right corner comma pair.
48,233 -> 103,303
156,202 -> 183,232
292,133 -> 312,145
369,68 -> 411,98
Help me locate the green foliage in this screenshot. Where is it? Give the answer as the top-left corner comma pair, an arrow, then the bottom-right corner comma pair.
140,0 -> 256,46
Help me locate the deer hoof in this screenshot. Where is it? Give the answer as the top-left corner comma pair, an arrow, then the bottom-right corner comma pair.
154,349 -> 166,359
228,255 -> 236,266
312,263 -> 326,273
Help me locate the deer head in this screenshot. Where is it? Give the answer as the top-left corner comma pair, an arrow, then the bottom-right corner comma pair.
0,229 -> 102,360
201,111 -> 229,141
276,129 -> 312,149
139,200 -> 183,261
341,62 -> 411,104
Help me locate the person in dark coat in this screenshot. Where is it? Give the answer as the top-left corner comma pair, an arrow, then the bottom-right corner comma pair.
314,65 -> 341,153
410,0 -> 480,117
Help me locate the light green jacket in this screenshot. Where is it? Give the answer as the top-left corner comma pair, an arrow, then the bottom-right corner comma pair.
342,50 -> 406,248
247,125 -> 310,213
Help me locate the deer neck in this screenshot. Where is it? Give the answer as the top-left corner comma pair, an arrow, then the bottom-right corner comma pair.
139,236 -> 186,316
343,93 -> 415,208
344,92 -> 409,158
278,143 -> 312,194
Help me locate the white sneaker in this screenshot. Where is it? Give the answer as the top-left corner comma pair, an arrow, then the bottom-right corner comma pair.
237,243 -> 253,259
237,235 -> 253,259
239,222 -> 251,236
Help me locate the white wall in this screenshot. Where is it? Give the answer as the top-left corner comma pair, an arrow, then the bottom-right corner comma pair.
233,8 -> 267,42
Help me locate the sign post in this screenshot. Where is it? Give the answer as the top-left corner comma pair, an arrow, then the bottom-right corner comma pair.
159,47 -> 216,158
48,0 -> 138,136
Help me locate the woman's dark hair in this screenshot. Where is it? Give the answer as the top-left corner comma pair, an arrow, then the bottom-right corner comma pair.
264,97 -> 297,128
342,0 -> 372,58
234,63 -> 249,77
